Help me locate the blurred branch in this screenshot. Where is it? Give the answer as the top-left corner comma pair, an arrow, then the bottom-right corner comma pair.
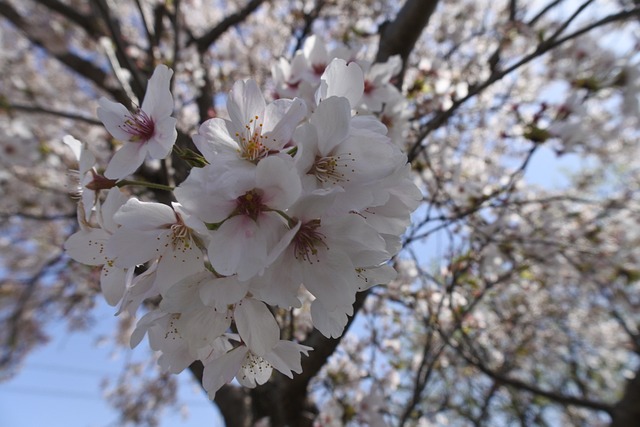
5,103 -> 102,125
291,0 -> 326,55
445,325 -> 614,414
191,0 -> 268,53
376,0 -> 439,86
37,0 -> 99,36
0,0 -> 130,105
91,0 -> 146,99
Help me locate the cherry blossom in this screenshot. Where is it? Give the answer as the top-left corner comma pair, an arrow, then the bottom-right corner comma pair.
98,65 -> 178,179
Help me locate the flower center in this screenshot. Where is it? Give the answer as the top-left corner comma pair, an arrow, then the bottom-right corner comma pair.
236,115 -> 270,162
293,219 -> 327,264
364,79 -> 375,94
121,109 -> 155,142
169,214 -> 193,251
309,153 -> 355,184
235,190 -> 266,221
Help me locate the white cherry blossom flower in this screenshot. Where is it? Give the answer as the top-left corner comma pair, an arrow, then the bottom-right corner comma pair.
98,65 -> 177,179
175,155 -> 301,280
106,199 -> 206,293
193,79 -> 306,165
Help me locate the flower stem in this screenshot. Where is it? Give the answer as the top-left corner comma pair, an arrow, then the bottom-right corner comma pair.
116,179 -> 175,191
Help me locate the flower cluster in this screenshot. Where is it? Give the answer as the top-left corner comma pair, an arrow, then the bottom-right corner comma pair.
64,58 -> 420,398
272,35 -> 411,146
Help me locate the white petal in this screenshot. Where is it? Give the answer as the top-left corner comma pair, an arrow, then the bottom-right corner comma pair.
64,228 -> 111,266
234,298 -> 279,356
237,351 -> 273,387
141,64 -> 174,118
114,198 -> 176,230
264,340 -> 312,378
193,118 -> 239,162
98,188 -> 129,233
208,216 -> 268,280
320,59 -> 364,107
154,238 -> 205,294
202,346 -> 248,399
256,156 -> 301,210
262,98 -> 307,149
182,307 -> 231,356
147,116 -> 177,159
104,141 -> 148,179
310,299 -> 353,338
199,275 -> 250,309
100,262 -> 127,306
97,98 -> 132,141
227,79 -> 266,129
107,228 -> 166,267
310,96 -> 351,155
62,135 -> 81,161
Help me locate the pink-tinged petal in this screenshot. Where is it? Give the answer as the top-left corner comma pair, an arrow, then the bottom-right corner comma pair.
227,79 -> 266,129
104,141 -> 148,179
154,239 -> 205,294
141,64 -> 174,118
147,116 -> 177,159
208,216 -> 269,280
311,299 -> 353,338
114,198 -> 176,230
234,298 -> 279,356
202,346 -> 248,399
256,156 -> 301,210
264,340 -> 312,378
199,275 -> 250,309
310,96 -> 351,155
193,118 -> 239,162
100,262 -> 127,306
64,228 -> 111,266
97,98 -> 132,141
107,228 -> 167,267
320,59 -> 364,107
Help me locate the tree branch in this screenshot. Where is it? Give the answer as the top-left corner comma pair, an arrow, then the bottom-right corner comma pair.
376,0 -> 440,85
192,0 -> 268,53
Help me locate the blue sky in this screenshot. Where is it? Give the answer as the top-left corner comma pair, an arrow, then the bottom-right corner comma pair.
0,300 -> 224,427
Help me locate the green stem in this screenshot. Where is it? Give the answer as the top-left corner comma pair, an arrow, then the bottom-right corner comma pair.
116,179 -> 175,191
